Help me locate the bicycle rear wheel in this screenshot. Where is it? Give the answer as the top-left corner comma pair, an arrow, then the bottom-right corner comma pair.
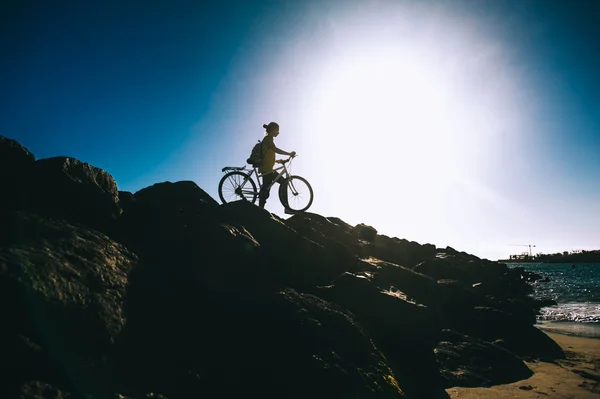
218,171 -> 257,204
279,175 -> 313,213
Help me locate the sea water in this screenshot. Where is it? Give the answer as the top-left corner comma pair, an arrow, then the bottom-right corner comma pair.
508,263 -> 600,338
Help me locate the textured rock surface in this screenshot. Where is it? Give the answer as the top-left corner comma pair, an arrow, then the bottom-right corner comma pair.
0,211 -> 137,397
0,135 -> 565,399
0,135 -> 35,209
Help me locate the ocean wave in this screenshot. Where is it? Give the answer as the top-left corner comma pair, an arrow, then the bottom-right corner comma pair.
510,263 -> 600,303
538,302 -> 600,323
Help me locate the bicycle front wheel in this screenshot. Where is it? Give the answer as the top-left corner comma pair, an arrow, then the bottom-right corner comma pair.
218,171 -> 257,204
280,175 -> 313,213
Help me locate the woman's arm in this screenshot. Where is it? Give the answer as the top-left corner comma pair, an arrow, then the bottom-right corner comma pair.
264,136 -> 295,157
273,146 -> 296,157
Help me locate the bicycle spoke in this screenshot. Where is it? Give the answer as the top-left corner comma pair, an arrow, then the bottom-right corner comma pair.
281,176 -> 313,212
218,171 -> 258,204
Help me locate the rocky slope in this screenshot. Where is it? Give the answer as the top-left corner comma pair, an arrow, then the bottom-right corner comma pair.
0,135 -> 563,399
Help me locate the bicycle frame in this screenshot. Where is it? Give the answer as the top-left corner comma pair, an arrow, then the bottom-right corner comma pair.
222,157 -> 298,196
256,163 -> 289,190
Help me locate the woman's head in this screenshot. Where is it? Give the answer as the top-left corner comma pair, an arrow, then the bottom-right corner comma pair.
263,122 -> 280,136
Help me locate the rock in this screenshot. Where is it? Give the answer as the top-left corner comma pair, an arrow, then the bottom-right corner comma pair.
372,235 -> 437,267
445,306 -> 564,360
356,223 -> 378,242
0,211 -> 138,395
115,180 -> 225,259
318,272 -> 448,398
114,287 -> 406,398
435,330 -> 533,387
413,256 -> 541,324
426,280 -> 497,332
118,190 -> 135,213
16,380 -> 169,399
324,216 -> 355,233
0,135 -> 35,169
364,258 -> 439,307
284,212 -> 363,257
220,201 -> 363,289
0,135 -> 570,397
26,157 -> 121,233
285,215 -> 437,268
133,180 -> 218,209
0,135 -> 35,209
413,257 -> 475,283
17,381 -> 71,399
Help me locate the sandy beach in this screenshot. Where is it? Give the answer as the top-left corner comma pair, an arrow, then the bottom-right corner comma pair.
447,332 -> 600,398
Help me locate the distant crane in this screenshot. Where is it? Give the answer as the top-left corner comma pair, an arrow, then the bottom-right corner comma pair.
509,244 -> 536,257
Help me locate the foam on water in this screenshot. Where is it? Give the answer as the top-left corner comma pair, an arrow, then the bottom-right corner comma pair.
538,302 -> 600,323
508,263 -> 600,336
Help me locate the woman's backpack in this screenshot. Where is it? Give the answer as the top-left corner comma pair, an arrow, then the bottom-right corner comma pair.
247,140 -> 263,166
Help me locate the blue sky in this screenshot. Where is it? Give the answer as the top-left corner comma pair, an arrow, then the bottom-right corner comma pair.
2,0 -> 599,260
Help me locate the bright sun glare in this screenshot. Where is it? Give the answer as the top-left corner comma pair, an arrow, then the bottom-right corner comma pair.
310,48 -> 463,193
256,3 -> 534,256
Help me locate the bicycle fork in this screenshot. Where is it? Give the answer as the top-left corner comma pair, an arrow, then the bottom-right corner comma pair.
287,179 -> 299,196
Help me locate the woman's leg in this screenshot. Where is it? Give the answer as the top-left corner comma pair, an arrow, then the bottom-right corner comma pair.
277,175 -> 290,209
259,172 -> 276,208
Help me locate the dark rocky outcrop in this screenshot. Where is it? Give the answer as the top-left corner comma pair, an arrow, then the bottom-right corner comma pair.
0,135 -> 35,209
114,286 -> 405,398
0,135 -> 565,399
27,157 -> 121,233
118,190 -> 135,213
0,211 -> 137,397
0,136 -> 120,234
371,235 -> 437,267
435,330 -> 533,387
317,272 -> 445,398
356,222 -> 378,242
17,380 -> 167,399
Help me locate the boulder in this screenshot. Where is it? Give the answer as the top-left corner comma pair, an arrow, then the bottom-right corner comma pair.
220,201 -> 364,289
356,222 -> 378,242
0,135 -> 35,209
114,287 -> 406,398
26,157 -> 121,233
115,181 -> 227,259
372,235 -> 437,267
284,212 -> 363,256
118,190 -> 135,213
0,135 -> 35,165
413,257 -> 476,283
432,279 -> 494,312
364,258 -> 439,307
413,256 -> 538,318
318,272 -> 448,399
132,180 -> 218,209
0,138 -> 570,397
435,330 -> 533,387
16,380 -> 169,399
445,306 -> 564,361
0,211 -> 138,395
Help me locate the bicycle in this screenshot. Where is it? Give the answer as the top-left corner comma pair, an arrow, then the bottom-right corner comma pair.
218,156 -> 314,213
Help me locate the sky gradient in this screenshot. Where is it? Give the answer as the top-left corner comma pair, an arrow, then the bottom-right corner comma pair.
2,0 -> 599,260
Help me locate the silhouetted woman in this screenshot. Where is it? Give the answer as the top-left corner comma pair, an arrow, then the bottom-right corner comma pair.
258,122 -> 296,212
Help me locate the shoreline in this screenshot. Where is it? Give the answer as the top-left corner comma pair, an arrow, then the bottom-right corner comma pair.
536,321 -> 600,339
498,262 -> 599,265
447,331 -> 600,398
498,261 -> 600,264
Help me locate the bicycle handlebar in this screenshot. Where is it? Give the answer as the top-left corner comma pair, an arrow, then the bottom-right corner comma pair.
277,154 -> 297,164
